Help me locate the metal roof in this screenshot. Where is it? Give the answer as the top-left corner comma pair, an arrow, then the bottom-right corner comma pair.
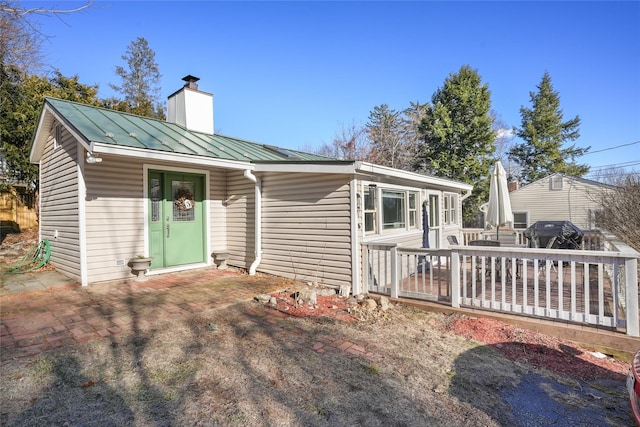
45,97 -> 331,163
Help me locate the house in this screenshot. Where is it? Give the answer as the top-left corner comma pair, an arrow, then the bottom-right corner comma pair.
29,75 -> 472,293
508,173 -> 613,231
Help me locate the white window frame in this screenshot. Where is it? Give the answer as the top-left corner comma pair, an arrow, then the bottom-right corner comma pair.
53,124 -> 62,150
442,193 -> 458,226
550,175 -> 563,190
513,211 -> 528,229
363,183 -> 421,235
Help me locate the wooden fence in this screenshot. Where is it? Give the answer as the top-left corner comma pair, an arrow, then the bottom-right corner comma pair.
1,190 -> 38,235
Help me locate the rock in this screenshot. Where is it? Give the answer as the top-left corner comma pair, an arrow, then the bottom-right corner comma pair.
269,297 -> 277,307
355,293 -> 368,302
339,285 -> 351,297
254,294 -> 272,304
296,289 -> 317,306
379,296 -> 390,311
362,299 -> 377,311
346,297 -> 358,306
316,287 -> 336,297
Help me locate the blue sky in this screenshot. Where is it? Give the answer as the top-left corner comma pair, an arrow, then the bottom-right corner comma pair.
28,1 -> 640,178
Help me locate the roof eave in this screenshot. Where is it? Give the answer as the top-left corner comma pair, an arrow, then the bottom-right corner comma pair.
355,161 -> 474,192
92,143 -> 254,170
30,99 -> 92,163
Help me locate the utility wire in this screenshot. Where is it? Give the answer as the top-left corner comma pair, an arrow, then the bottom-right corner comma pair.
583,140 -> 640,155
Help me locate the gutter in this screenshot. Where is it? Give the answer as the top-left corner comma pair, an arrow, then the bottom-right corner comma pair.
244,169 -> 262,275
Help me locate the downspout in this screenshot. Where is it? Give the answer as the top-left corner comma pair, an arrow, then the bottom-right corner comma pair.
244,169 -> 262,275
350,176 -> 361,295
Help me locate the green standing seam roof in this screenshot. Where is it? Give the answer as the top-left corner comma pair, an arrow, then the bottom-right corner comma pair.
45,97 -> 332,163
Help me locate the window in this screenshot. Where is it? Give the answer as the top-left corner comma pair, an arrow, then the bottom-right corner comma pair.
53,124 -> 62,150
364,185 -> 419,234
513,212 -> 528,229
443,193 -> 458,225
382,190 -> 406,230
408,192 -> 417,228
364,185 -> 377,233
429,194 -> 439,228
550,175 -> 563,190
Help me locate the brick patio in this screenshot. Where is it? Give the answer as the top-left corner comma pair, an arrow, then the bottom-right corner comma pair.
0,267 -> 380,361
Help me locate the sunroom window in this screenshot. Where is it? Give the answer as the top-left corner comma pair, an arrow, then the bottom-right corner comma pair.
364,185 -> 377,233
443,193 -> 458,226
382,190 -> 406,230
364,185 -> 419,234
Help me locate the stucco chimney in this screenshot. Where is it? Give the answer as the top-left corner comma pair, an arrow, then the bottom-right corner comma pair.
167,75 -> 214,134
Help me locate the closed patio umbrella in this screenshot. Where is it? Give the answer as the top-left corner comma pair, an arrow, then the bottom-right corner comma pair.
485,160 -> 513,239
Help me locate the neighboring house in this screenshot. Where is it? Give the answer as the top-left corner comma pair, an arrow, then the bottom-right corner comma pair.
508,173 -> 613,231
30,76 -> 472,292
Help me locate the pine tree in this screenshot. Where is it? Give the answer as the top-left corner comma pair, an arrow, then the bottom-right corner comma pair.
416,65 -> 495,225
110,37 -> 163,119
509,71 -> 588,184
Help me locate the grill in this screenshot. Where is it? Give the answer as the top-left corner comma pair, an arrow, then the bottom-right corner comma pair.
523,220 -> 584,249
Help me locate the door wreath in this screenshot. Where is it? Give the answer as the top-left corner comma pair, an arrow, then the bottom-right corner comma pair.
174,188 -> 195,210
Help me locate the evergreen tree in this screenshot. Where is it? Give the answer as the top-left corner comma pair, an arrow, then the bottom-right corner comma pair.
366,104 -> 404,169
416,65 -> 495,225
0,68 -> 99,187
110,37 -> 163,119
508,71 -> 588,184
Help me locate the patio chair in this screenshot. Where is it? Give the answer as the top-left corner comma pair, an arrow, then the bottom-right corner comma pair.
469,240 -> 502,281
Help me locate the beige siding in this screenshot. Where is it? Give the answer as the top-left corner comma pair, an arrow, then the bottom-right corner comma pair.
226,170 -> 255,269
258,172 -> 352,288
509,175 -> 611,230
39,125 -> 81,281
84,155 -> 145,282
83,158 -> 228,283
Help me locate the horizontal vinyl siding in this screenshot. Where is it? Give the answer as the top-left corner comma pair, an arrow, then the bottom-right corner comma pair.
510,176 -> 610,230
226,171 -> 255,269
39,126 -> 81,281
84,156 -> 145,282
258,172 -> 352,288
209,169 -> 227,255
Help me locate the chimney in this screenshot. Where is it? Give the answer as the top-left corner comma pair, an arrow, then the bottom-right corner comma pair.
167,75 -> 214,134
507,180 -> 520,192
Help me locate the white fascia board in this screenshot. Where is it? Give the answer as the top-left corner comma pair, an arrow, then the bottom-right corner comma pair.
355,161 -> 473,192
253,162 -> 356,174
91,143 -> 253,170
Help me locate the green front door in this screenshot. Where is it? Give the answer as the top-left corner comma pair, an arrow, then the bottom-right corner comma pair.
148,171 -> 206,268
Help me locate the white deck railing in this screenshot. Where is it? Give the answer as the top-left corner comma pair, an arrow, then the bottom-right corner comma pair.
362,241 -> 639,337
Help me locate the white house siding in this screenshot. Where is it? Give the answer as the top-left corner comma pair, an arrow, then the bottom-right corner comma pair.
83,155 -> 145,283
258,172 -> 353,288
38,126 -> 81,281
226,170 -> 255,269
509,175 -> 610,231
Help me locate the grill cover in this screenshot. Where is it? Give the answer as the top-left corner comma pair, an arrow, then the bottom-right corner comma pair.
523,221 -> 584,249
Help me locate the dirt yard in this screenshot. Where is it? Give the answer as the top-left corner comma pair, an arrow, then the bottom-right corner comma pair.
0,230 -> 635,426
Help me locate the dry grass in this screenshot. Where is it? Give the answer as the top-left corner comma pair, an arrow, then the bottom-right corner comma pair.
1,298 -> 632,426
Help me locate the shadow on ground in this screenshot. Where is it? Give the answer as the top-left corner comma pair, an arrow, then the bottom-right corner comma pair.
450,343 -> 633,426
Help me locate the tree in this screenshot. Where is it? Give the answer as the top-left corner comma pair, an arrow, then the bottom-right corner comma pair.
110,36 -> 163,119
416,65 -> 496,225
366,104 -> 404,169
315,121 -> 372,161
0,69 -> 99,187
509,71 -> 589,184
594,172 -> 640,252
1,0 -> 94,187
400,101 -> 429,170
0,1 -> 92,73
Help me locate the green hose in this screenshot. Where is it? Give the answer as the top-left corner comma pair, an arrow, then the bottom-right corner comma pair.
6,239 -> 51,274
